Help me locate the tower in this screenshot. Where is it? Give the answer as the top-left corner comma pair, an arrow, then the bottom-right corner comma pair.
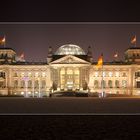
0,48 -> 16,64
47,46 -> 53,63
87,46 -> 93,63
124,47 -> 140,63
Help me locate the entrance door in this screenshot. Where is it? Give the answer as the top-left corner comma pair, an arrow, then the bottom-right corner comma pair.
67,81 -> 73,90
60,68 -> 80,91
66,69 -> 73,90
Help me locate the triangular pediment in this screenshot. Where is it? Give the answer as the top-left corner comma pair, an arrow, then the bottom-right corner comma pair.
50,55 -> 90,64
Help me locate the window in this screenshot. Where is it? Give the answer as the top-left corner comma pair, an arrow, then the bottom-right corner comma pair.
0,81 -> 4,88
21,80 -> 25,88
61,68 -> 65,74
109,72 -> 113,77
137,81 -> 140,88
0,72 -> 5,78
101,80 -> 106,88
28,80 -> 32,88
108,80 -> 113,88
115,80 -> 119,88
94,80 -> 99,88
35,72 -> 39,77
95,72 -> 98,77
14,72 -> 18,77
122,72 -> 126,77
35,80 -> 39,88
42,72 -> 46,77
21,72 -> 24,77
135,72 -> 140,78
42,80 -> 46,88
28,72 -> 32,77
122,80 -> 127,88
14,80 -> 18,88
115,72 -> 119,77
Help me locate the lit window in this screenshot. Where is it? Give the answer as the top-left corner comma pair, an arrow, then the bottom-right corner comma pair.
21,72 -> 24,77
14,80 -> 18,88
94,80 -> 99,88
35,72 -> 38,77
28,72 -> 32,77
42,72 -> 46,77
122,80 -> 127,88
109,72 -> 113,77
95,72 -> 98,77
103,72 -> 106,77
115,72 -> 119,77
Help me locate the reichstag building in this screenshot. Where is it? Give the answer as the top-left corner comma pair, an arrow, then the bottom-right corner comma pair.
0,44 -> 140,97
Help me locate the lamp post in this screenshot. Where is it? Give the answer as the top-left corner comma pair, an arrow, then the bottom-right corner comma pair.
39,77 -> 40,98
38,76 -> 41,98
23,76 -> 29,98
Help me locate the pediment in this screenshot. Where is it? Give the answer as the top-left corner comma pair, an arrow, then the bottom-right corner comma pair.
50,55 -> 90,64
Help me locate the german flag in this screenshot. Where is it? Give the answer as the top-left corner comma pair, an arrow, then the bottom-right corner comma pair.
131,35 -> 136,44
0,36 -> 5,45
97,53 -> 103,68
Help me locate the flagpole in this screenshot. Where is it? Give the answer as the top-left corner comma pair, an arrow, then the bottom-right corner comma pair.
135,35 -> 136,47
101,61 -> 104,97
4,35 -> 6,48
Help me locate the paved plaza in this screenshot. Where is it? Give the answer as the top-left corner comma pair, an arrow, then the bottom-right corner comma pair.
0,97 -> 140,114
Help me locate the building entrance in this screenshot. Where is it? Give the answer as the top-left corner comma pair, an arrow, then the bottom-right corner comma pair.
60,67 -> 80,91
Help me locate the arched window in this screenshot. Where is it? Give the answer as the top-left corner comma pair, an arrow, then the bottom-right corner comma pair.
28,80 -> 32,88
21,80 -> 25,88
122,72 -> 126,77
14,72 -> 18,77
122,80 -> 127,88
108,80 -> 113,88
35,80 -> 39,88
0,72 -> 5,78
14,80 -> 18,88
101,80 -> 106,88
0,81 -> 4,88
94,80 -> 99,88
115,80 -> 119,88
41,80 -> 46,88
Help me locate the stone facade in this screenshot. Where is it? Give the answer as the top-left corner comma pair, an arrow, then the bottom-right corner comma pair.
0,44 -> 140,97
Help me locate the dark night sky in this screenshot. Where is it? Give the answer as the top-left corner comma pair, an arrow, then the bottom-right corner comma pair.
0,23 -> 140,62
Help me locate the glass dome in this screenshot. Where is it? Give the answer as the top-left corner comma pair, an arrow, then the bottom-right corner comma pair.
55,44 -> 86,55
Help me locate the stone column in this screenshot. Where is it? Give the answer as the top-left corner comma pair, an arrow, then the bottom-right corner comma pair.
32,73 -> 35,97
78,67 -> 80,90
9,68 -> 12,95
5,70 -> 7,88
80,68 -> 83,91
72,68 -> 75,90
57,68 -> 60,91
65,67 -> 67,91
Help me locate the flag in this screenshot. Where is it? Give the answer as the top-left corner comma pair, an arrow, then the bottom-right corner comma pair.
97,54 -> 103,67
0,36 -> 5,45
114,52 -> 118,58
131,35 -> 136,44
20,53 -> 24,59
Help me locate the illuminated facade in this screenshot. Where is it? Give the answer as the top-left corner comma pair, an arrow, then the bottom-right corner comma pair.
0,44 -> 140,97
